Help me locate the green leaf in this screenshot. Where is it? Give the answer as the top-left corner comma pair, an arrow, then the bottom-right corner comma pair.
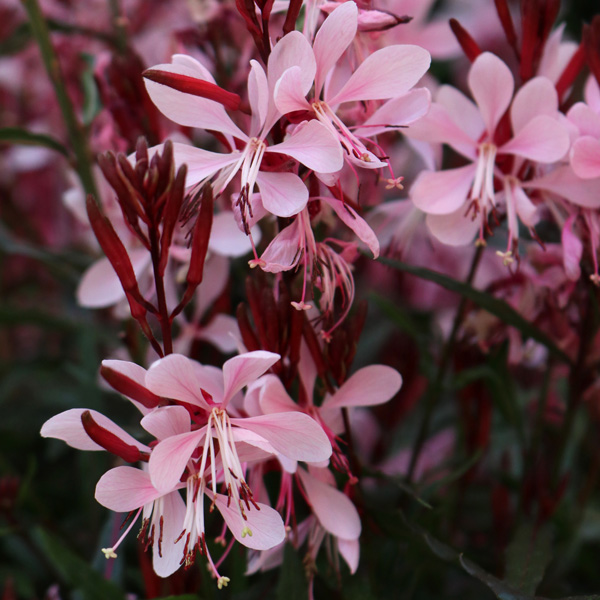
420,448 -> 483,495
277,544 -> 309,600
0,127 -> 68,156
377,256 -> 572,365
34,528 -> 126,600
362,467 -> 433,509
505,523 -> 553,596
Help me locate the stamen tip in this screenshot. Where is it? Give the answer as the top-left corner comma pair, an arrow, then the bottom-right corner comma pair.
102,547 -> 118,559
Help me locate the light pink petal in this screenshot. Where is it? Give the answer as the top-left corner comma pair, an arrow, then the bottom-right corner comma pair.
268,31 -> 316,95
265,31 -> 316,132
95,466 -> 162,512
511,77 -> 558,134
230,412 -> 331,463
298,339 -> 317,401
526,166 -> 600,208
468,52 -> 513,136
313,1 -> 357,96
148,428 -> 205,492
274,66 -> 312,114
198,314 -> 240,354
222,351 -> 280,404
297,468 -> 361,539
170,143 -> 240,188
152,490 -> 187,578
567,102 -> 600,138
76,249 -> 151,308
144,63 -> 246,139
269,120 -> 343,173
353,88 -> 432,138
410,165 -> 476,215
209,211 -> 259,257
500,115 -> 569,163
338,538 -> 360,574
512,186 -> 539,227
327,45 -> 431,105
436,85 -> 484,142
562,214 -> 583,281
256,171 -> 308,217
41,408 -> 148,452
214,494 -> 285,550
426,209 -> 480,246
248,60 -> 269,134
405,103 -> 477,160
324,197 -> 379,258
101,359 -> 147,387
140,406 -> 191,440
259,375 -> 301,414
145,354 -> 211,409
259,218 -> 302,273
571,136 -> 600,179
323,365 -> 402,409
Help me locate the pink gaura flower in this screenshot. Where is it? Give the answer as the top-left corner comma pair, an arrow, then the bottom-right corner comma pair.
144,54 -> 343,230
273,1 -> 431,173
408,52 -> 570,252
569,76 -> 600,179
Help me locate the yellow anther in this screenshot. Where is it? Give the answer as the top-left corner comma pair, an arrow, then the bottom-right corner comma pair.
217,576 -> 231,590
102,548 -> 117,559
241,526 -> 253,538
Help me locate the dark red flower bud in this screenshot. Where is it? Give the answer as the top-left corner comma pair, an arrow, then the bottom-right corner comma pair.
493,0 -> 517,52
100,364 -> 164,409
85,195 -> 141,297
449,18 -> 482,63
584,17 -> 600,88
81,411 -> 149,463
143,69 -> 241,111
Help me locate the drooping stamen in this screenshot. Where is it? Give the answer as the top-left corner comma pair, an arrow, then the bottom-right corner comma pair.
101,507 -> 143,560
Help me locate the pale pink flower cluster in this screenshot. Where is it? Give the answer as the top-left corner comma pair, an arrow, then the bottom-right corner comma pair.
41,348 -> 401,584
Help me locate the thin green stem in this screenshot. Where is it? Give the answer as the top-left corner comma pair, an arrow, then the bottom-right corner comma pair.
406,245 -> 484,483
22,0 -> 98,199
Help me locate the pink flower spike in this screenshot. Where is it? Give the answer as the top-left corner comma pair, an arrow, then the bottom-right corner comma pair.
322,365 -> 402,410
229,413 -> 332,463
297,468 -> 361,539
214,494 -> 285,550
468,52 -> 514,136
222,351 -> 280,406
